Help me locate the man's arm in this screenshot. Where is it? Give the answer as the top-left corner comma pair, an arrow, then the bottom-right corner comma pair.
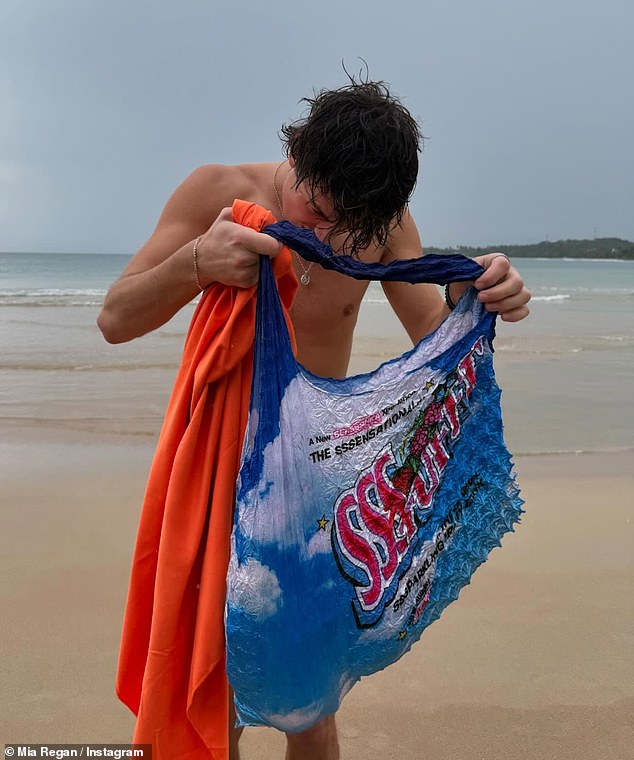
97,165 -> 280,343
379,213 -> 447,343
380,211 -> 531,344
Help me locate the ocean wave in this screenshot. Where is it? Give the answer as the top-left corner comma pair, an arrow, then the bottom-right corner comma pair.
560,257 -> 632,263
531,294 -> 570,302
363,288 -> 633,309
494,334 -> 634,355
363,297 -> 389,305
0,288 -> 106,297
0,288 -> 201,308
0,300 -> 104,307
514,446 -> 634,457
530,257 -> 632,262
533,286 -> 634,295
0,288 -> 106,307
0,361 -> 180,371
494,344 -> 577,355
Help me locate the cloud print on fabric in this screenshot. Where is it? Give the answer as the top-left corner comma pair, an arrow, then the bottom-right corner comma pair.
226,547 -> 282,621
261,673 -> 356,733
237,379 -> 319,552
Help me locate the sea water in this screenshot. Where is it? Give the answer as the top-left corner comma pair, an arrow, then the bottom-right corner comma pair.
1,253 -> 632,455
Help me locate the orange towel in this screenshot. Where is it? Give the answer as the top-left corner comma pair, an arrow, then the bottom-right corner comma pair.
116,200 -> 297,759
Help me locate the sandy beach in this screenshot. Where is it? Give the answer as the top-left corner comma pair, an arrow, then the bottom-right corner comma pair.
2,437 -> 632,758
2,330 -> 633,758
2,255 -> 634,757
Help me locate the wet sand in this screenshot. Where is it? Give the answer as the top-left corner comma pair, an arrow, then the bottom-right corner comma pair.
2,430 -> 632,757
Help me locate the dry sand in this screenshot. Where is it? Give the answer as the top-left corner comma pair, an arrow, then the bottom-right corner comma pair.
2,430 -> 632,758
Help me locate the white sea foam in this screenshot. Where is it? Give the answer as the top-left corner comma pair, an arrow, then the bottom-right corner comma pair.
0,288 -> 107,307
531,294 -> 570,302
561,257 -> 631,263
0,288 -> 106,296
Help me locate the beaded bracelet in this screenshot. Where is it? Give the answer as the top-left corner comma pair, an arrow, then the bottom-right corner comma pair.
444,282 -> 457,310
193,236 -> 205,291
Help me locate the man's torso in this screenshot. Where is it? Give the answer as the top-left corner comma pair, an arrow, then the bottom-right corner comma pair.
208,162 -> 390,377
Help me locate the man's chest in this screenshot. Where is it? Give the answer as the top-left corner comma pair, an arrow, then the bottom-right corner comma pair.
288,263 -> 371,336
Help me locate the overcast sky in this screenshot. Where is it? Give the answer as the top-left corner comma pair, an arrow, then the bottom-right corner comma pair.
1,0 -> 632,253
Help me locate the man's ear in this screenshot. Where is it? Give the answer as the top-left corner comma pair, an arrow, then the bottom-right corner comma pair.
288,155 -> 295,169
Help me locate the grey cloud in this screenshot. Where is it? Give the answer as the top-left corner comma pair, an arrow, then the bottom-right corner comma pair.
1,0 -> 632,252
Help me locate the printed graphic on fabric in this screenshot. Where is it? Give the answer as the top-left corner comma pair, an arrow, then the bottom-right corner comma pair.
399,473 -> 484,628
332,338 -> 484,628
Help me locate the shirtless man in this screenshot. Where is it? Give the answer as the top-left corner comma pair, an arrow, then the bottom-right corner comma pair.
98,81 -> 530,760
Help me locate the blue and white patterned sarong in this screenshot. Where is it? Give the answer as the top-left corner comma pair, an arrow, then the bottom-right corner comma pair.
225,223 -> 523,732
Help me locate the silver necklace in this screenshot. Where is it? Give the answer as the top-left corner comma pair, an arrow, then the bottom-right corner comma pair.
273,161 -> 315,286
293,252 -> 315,286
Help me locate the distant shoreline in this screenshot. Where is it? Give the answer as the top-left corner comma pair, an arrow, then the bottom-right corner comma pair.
427,237 -> 634,261
2,236 -> 633,260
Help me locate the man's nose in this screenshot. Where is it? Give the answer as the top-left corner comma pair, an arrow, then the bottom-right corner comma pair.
313,225 -> 331,243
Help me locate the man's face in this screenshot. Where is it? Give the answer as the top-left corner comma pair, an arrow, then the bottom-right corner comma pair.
283,176 -> 337,243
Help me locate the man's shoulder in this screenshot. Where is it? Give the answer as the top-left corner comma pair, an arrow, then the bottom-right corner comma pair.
188,161 -> 273,188
380,208 -> 423,263
185,162 -> 252,191
181,162 -> 275,209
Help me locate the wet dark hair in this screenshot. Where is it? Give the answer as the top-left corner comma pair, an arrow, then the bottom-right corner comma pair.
280,79 -> 422,255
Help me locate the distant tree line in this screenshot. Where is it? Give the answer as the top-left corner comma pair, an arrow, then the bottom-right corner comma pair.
426,238 -> 634,260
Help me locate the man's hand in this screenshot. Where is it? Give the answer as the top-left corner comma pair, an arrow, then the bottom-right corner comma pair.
472,252 -> 531,322
195,207 -> 281,289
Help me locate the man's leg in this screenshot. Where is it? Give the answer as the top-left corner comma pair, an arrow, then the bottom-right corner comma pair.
284,714 -> 340,760
229,688 -> 244,760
